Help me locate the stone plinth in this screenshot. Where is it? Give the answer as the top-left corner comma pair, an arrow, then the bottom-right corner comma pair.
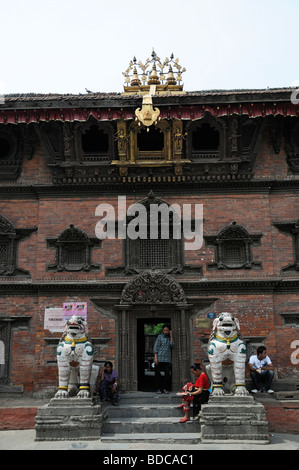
35,397 -> 106,441
200,395 -> 269,444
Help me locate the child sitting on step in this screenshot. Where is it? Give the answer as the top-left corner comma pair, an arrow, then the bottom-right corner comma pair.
177,363 -> 210,422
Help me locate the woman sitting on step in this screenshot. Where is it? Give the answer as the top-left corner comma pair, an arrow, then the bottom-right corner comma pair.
96,361 -> 120,406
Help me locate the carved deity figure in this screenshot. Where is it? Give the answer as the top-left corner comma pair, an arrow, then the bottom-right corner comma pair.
55,315 -> 94,398
207,312 -> 249,396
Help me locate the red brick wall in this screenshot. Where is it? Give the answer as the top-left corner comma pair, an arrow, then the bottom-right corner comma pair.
1,117 -> 299,393
0,407 -> 38,430
262,401 -> 299,433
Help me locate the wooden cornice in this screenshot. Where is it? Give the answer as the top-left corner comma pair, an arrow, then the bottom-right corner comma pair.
0,178 -> 299,199
1,278 -> 299,295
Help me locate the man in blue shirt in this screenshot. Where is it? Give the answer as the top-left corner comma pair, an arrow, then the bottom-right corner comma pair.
153,324 -> 174,393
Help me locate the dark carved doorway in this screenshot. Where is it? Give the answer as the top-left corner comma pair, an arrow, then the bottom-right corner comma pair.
91,270 -> 217,392
137,317 -> 171,391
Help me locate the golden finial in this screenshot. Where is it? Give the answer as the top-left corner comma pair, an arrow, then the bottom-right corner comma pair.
166,65 -> 177,85
130,67 -> 141,87
122,51 -> 186,94
148,64 -> 160,85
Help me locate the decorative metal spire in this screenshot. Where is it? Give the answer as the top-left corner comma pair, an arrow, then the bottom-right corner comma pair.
122,50 -> 186,93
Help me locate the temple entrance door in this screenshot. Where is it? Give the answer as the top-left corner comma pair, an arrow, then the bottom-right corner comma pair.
137,317 -> 171,391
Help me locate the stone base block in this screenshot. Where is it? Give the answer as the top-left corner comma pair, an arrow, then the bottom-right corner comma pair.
200,395 -> 269,444
35,397 -> 106,441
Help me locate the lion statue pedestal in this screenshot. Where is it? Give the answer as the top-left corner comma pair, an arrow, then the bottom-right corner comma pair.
35,316 -> 106,441
200,395 -> 269,444
200,312 -> 269,443
35,397 -> 106,441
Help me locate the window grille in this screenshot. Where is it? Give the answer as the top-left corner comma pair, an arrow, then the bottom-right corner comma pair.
223,246 -> 243,263
139,239 -> 168,268
66,249 -> 83,266
0,243 -> 8,266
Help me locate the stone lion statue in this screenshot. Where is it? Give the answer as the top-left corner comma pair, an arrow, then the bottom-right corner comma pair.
207,312 -> 249,396
55,315 -> 94,398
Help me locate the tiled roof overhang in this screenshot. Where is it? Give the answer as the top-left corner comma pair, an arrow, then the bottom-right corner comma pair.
0,88 -> 298,125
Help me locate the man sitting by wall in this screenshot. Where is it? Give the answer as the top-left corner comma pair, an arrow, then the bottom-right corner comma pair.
249,346 -> 274,394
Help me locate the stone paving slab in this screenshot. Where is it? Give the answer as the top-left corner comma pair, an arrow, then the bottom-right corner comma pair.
1,429 -> 299,450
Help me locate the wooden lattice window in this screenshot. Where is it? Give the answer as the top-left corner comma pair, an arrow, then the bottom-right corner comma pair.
0,243 -> 8,267
0,215 -> 34,276
82,126 -> 109,155
0,216 -> 19,276
223,243 -> 246,265
187,115 -> 225,161
139,239 -> 169,268
274,218 -> 299,272
204,222 -> 262,270
124,195 -> 184,274
47,224 -> 101,272
73,120 -> 113,163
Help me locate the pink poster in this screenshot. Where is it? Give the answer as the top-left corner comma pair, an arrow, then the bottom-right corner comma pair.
63,302 -> 87,321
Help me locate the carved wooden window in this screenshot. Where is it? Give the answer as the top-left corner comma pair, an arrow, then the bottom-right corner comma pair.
0,214 -> 34,277
81,125 -> 109,156
139,239 -> 169,268
204,222 -> 262,270
222,243 -> 246,265
137,127 -> 164,152
0,242 -> 8,267
0,125 -> 23,180
130,120 -> 171,162
47,224 -> 101,272
73,120 -> 114,163
0,136 -> 11,159
124,195 -> 183,274
274,219 -> 299,272
239,118 -> 262,158
280,312 -> 299,327
39,122 -> 64,159
285,118 -> 299,173
192,123 -> 219,152
187,115 -> 225,161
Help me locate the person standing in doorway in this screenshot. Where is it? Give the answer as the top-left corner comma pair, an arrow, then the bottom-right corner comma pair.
153,324 -> 174,394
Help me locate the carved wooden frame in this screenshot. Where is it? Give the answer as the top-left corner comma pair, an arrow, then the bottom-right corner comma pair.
205,222 -> 263,270
0,215 -> 36,276
186,114 -> 227,162
46,224 -> 101,272
274,219 -> 299,272
74,120 -> 114,163
0,124 -> 23,180
123,193 -> 184,274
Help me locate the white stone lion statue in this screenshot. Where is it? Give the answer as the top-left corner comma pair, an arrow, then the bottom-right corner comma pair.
207,312 -> 249,396
55,315 -> 94,398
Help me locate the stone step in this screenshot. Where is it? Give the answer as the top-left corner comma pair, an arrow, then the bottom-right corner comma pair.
117,392 -> 180,405
101,432 -> 201,444
105,403 -> 183,418
102,416 -> 200,435
100,392 -> 199,443
276,391 -> 299,400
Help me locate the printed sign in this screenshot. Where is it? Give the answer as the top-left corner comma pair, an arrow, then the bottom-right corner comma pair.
44,308 -> 64,332
196,318 -> 211,329
207,312 -> 216,319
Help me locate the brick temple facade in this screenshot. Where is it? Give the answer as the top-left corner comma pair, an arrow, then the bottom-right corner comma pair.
0,54 -> 299,395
